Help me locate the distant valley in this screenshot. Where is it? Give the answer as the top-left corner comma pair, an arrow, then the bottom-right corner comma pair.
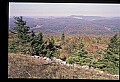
9,15 -> 120,36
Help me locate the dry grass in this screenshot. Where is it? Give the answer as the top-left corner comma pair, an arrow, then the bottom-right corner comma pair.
8,53 -> 119,80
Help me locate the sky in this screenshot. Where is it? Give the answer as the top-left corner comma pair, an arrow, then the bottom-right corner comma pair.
9,2 -> 120,17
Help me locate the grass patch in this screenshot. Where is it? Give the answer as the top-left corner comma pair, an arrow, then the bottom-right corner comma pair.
8,53 -> 119,80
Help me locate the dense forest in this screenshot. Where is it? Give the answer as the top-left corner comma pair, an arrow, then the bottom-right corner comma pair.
8,16 -> 119,79
9,16 -> 120,36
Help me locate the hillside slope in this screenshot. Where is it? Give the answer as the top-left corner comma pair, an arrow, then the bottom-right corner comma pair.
8,53 -> 119,79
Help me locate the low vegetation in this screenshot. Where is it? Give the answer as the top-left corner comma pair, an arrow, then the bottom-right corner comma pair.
8,53 -> 119,79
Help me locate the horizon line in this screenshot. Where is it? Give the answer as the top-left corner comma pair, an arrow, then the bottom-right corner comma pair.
9,15 -> 120,18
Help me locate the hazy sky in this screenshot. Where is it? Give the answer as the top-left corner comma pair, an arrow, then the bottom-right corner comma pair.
9,2 -> 120,17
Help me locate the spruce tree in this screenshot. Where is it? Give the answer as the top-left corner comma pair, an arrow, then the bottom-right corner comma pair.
46,36 -> 55,57
9,16 -> 31,54
11,16 -> 30,43
96,37 -> 101,43
30,31 -> 45,56
101,34 -> 120,74
107,33 -> 120,54
61,32 -> 65,45
45,36 -> 60,58
77,38 -> 88,57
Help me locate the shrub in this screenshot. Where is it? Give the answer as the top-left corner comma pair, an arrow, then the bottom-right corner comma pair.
66,56 -> 78,64
8,40 -> 19,53
96,49 -> 104,54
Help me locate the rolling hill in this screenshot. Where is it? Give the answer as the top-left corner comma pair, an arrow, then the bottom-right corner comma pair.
9,16 -> 120,36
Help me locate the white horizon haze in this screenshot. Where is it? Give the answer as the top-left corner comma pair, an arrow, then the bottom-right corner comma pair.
9,2 -> 120,17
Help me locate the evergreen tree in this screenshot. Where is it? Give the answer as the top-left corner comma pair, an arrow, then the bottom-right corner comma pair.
31,30 -> 35,38
61,32 -> 65,45
77,39 -> 88,57
11,16 -> 30,43
99,34 -> 120,74
107,33 -> 120,54
96,37 -> 101,43
46,36 -> 56,57
45,36 -> 61,58
86,34 -> 120,74
30,31 -> 45,56
9,16 -> 31,54
66,39 -> 89,65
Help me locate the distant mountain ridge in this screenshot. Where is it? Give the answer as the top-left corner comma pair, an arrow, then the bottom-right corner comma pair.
9,16 -> 120,36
